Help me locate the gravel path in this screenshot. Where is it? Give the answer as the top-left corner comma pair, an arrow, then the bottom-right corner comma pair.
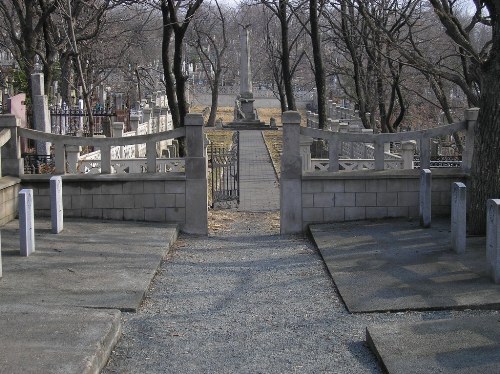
103,211 -> 499,374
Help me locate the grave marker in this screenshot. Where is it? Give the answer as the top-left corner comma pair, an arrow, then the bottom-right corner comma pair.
419,169 -> 432,228
50,176 -> 63,234
19,189 -> 35,256
451,182 -> 466,253
486,199 -> 500,283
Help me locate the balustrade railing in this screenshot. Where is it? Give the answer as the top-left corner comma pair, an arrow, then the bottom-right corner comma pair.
299,108 -> 478,173
17,126 -> 186,175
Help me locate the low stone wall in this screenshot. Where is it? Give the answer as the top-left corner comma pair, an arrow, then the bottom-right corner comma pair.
0,176 -> 20,226
21,174 -> 187,226
301,169 -> 466,229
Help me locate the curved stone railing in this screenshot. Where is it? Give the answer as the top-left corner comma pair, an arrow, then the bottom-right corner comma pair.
18,127 -> 186,175
300,108 -> 478,172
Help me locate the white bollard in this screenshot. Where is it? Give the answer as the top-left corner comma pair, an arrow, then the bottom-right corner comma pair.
451,182 -> 466,253
50,176 -> 63,234
419,169 -> 432,228
486,199 -> 500,283
19,189 -> 35,256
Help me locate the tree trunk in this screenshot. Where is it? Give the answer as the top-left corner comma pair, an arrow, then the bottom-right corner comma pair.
60,52 -> 73,106
208,82 -> 219,127
309,0 -> 326,129
161,2 -> 180,128
280,0 -> 296,111
469,60 -> 500,235
173,35 -> 187,127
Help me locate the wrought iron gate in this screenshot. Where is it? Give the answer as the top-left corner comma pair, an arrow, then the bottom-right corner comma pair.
210,131 -> 240,208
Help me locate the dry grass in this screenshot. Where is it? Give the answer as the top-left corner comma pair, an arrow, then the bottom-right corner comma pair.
192,105 -> 309,126
262,131 -> 283,180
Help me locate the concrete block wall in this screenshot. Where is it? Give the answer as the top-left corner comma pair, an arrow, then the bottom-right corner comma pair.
301,169 -> 466,229
21,174 -> 187,226
0,176 -> 20,226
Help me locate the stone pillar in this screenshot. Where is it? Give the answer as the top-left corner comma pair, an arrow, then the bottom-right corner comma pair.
401,140 -> 416,169
66,145 -> 81,174
50,176 -> 63,234
300,136 -> 314,172
129,114 -> 140,133
143,108 -> 152,129
31,74 -> 51,155
280,111 -> 302,234
185,113 -> 208,235
239,25 -> 253,96
487,199 -> 500,283
451,182 -> 466,254
19,189 -> 35,256
419,169 -> 432,228
0,115 -> 22,177
112,122 -> 124,138
463,108 -> 479,173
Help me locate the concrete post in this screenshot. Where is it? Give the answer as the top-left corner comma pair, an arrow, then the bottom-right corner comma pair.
419,169 -> 432,228
112,122 -> 124,159
143,108 -> 152,128
463,108 -> 479,173
129,114 -> 140,133
185,113 -> 208,235
420,136 -> 431,170
66,145 -> 81,174
374,139 -> 385,171
0,115 -> 23,177
451,182 -> 466,253
401,140 -> 416,169
300,136 -> 314,172
280,111 -> 302,234
50,176 -> 63,234
31,74 -> 51,155
112,122 -> 124,138
19,189 -> 35,256
487,199 -> 500,283
0,232 -> 2,278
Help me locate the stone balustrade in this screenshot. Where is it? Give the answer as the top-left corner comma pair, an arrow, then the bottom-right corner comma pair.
280,110 -> 476,234
301,107 -> 478,173
0,113 -> 208,234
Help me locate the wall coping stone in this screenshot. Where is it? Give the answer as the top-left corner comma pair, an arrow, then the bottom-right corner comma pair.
302,169 -> 467,180
0,176 -> 21,189
21,173 -> 186,183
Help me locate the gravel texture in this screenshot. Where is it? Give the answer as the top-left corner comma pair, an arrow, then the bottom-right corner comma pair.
103,211 -> 499,374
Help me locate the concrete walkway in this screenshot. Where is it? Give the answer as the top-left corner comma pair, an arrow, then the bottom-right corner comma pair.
238,131 -> 279,212
0,218 -> 178,373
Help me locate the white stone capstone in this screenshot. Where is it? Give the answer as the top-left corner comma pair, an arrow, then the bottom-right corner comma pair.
50,176 -> 63,234
419,169 -> 432,228
451,182 -> 466,253
19,189 -> 35,256
486,199 -> 500,283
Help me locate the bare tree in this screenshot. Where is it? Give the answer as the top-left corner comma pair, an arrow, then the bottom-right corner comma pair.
161,0 -> 203,129
190,0 -> 230,127
356,0 -> 500,233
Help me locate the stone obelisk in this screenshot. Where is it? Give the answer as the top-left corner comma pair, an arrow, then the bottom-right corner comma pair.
228,25 -> 266,128
240,25 -> 253,98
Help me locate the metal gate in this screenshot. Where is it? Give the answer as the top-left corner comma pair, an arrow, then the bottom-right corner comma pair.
210,131 -> 240,208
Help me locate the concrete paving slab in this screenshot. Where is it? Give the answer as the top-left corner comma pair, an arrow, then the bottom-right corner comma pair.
0,304 -> 121,374
367,315 -> 500,374
310,218 -> 500,312
0,218 -> 178,312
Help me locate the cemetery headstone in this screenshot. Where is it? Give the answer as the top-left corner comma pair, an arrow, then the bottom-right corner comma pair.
19,189 -> 35,256
50,176 -> 63,234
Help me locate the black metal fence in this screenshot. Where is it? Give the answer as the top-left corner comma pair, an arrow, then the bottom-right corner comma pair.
210,131 -> 240,208
22,154 -> 55,174
50,106 -> 115,136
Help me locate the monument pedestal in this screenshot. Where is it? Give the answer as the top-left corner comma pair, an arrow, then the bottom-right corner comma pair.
225,93 -> 269,129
